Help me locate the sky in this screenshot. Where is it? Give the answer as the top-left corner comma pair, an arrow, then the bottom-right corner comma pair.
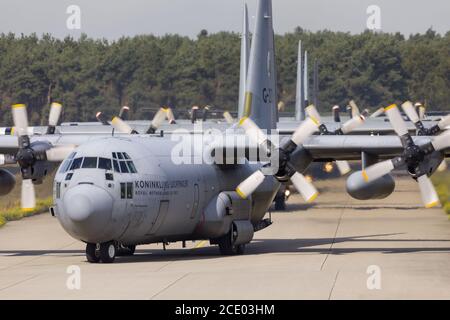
0,0 -> 448,39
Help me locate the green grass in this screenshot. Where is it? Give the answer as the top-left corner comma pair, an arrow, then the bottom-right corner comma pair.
0,197 -> 53,228
432,172 -> 450,215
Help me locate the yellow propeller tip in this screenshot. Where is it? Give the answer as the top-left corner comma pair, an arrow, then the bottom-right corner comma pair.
307,192 -> 319,203
236,188 -> 247,199
12,104 -> 26,109
425,201 -> 440,209
22,208 -> 35,212
384,104 -> 397,112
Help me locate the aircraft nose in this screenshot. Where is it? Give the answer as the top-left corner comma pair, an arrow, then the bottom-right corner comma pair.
62,184 -> 113,242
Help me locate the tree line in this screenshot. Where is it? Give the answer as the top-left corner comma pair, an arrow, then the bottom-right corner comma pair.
0,28 -> 448,125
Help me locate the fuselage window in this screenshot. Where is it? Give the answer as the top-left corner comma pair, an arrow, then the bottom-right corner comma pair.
126,182 -> 133,199
70,157 -> 83,170
119,161 -> 129,173
120,183 -> 126,199
98,158 -> 112,170
82,157 -> 97,169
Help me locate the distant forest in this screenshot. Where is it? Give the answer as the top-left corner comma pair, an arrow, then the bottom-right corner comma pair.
0,27 -> 448,125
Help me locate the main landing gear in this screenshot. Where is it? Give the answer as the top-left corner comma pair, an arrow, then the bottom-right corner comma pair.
86,241 -> 136,263
215,228 -> 246,256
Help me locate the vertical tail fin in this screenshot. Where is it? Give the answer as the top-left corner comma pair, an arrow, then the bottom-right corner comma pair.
238,4 -> 250,119
295,41 -> 305,121
244,0 -> 277,131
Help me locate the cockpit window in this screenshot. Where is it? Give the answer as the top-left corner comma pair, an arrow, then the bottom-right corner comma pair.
59,159 -> 72,173
119,161 -> 129,173
67,152 -> 77,160
112,152 -> 137,173
82,157 -> 97,169
70,157 -> 83,170
98,158 -> 112,170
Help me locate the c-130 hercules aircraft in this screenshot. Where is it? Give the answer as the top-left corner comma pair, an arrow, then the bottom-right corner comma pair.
0,0 -> 449,263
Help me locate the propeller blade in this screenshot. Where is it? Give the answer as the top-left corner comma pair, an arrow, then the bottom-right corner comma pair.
417,175 -> 440,208
48,102 -> 63,127
437,160 -> 447,172
370,107 -> 385,118
290,117 -> 319,146
238,117 -> 269,147
236,170 -> 265,199
111,116 -> 134,134
431,130 -> 450,151
362,160 -> 395,183
335,161 -> 351,176
96,112 -> 110,126
385,104 -> 409,137
349,100 -> 360,117
119,106 -> 130,120
305,105 -> 322,124
21,179 -> 36,211
46,145 -> 76,162
401,101 -> 420,124
418,105 -> 426,120
152,108 -> 168,129
166,107 -> 176,124
340,115 -> 365,134
223,111 -> 234,124
438,115 -> 450,130
290,172 -> 319,203
11,104 -> 29,137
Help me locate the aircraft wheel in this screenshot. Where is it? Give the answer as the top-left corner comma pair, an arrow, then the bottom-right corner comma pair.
99,241 -> 116,263
86,243 -> 100,263
217,230 -> 245,256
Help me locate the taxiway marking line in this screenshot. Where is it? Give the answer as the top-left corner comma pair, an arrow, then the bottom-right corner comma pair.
194,240 -> 208,249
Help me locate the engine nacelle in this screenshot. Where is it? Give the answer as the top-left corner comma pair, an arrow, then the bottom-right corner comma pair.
197,191 -> 252,239
0,169 -> 16,196
346,171 -> 395,200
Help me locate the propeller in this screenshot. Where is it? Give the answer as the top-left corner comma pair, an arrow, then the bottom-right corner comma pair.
437,160 -> 448,172
5,104 -> 76,210
235,116 -> 319,202
362,104 -> 450,208
402,101 -> 450,136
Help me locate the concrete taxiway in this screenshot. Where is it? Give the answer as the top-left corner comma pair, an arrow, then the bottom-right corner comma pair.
0,176 -> 449,299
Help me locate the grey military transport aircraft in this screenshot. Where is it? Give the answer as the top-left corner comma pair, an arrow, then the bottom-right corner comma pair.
0,0 -> 449,264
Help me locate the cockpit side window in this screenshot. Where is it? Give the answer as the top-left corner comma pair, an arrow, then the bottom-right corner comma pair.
59,160 -> 72,173
117,152 -> 124,160
98,158 -> 112,170
70,157 -> 83,170
112,152 -> 138,174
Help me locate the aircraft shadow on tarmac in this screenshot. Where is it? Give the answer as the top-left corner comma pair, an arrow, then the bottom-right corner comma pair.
281,204 -> 424,212
2,233 -> 450,263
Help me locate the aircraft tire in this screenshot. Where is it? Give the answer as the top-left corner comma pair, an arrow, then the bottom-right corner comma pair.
217,230 -> 245,255
86,243 -> 100,263
274,196 -> 286,211
99,241 -> 116,263
117,244 -> 136,256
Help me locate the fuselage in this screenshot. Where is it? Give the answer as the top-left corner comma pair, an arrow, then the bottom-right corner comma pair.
53,135 -> 279,246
